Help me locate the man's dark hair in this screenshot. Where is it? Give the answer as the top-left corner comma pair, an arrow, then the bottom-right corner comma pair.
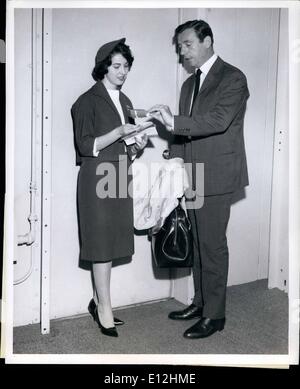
173,19 -> 214,47
92,42 -> 134,81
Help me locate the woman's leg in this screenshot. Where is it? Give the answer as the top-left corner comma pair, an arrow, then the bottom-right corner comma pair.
92,272 -> 98,306
92,261 -> 114,329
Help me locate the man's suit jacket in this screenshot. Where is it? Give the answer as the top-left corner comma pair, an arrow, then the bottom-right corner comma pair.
170,57 -> 250,196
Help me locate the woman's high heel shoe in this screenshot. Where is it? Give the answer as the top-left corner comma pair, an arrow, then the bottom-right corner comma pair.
93,306 -> 118,337
88,299 -> 124,326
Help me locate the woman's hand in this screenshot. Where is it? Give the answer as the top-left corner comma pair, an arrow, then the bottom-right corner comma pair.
134,134 -> 148,151
117,124 -> 138,138
95,124 -> 138,153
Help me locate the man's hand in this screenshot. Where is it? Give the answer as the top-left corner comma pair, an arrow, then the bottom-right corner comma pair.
148,104 -> 174,132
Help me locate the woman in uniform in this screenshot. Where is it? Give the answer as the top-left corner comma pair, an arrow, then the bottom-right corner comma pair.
71,38 -> 148,337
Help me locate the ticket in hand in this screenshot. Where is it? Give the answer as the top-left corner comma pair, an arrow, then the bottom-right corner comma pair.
123,121 -> 157,146
126,107 -> 150,119
122,121 -> 153,142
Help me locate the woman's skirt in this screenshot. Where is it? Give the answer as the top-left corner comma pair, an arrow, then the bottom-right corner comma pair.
77,158 -> 134,262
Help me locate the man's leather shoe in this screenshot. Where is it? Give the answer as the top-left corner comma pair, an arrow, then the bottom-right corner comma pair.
183,317 -> 225,339
168,304 -> 203,321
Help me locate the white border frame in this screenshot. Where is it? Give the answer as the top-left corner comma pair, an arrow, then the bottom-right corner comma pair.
2,0 -> 299,368
288,5 -> 300,367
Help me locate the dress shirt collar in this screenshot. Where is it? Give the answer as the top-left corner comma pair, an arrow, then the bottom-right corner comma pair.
197,53 -> 218,76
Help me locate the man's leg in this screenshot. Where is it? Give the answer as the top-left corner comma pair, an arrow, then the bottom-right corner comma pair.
189,193 -> 232,319
187,204 -> 204,309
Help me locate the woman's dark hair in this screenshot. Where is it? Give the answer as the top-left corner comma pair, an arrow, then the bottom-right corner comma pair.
92,42 -> 134,81
173,19 -> 214,48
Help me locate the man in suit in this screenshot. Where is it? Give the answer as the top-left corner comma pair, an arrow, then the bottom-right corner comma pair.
149,19 -> 249,339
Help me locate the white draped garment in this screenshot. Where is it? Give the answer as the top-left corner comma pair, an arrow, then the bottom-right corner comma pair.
132,158 -> 189,230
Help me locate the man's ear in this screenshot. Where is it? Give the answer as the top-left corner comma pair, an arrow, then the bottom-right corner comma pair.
203,36 -> 213,49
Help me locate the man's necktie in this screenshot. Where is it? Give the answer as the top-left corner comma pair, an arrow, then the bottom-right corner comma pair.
190,68 -> 202,115
188,68 -> 202,192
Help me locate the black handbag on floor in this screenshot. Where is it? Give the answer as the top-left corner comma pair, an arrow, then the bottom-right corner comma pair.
151,201 -> 193,268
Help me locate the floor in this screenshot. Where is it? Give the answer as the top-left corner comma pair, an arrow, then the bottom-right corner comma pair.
13,280 -> 289,358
